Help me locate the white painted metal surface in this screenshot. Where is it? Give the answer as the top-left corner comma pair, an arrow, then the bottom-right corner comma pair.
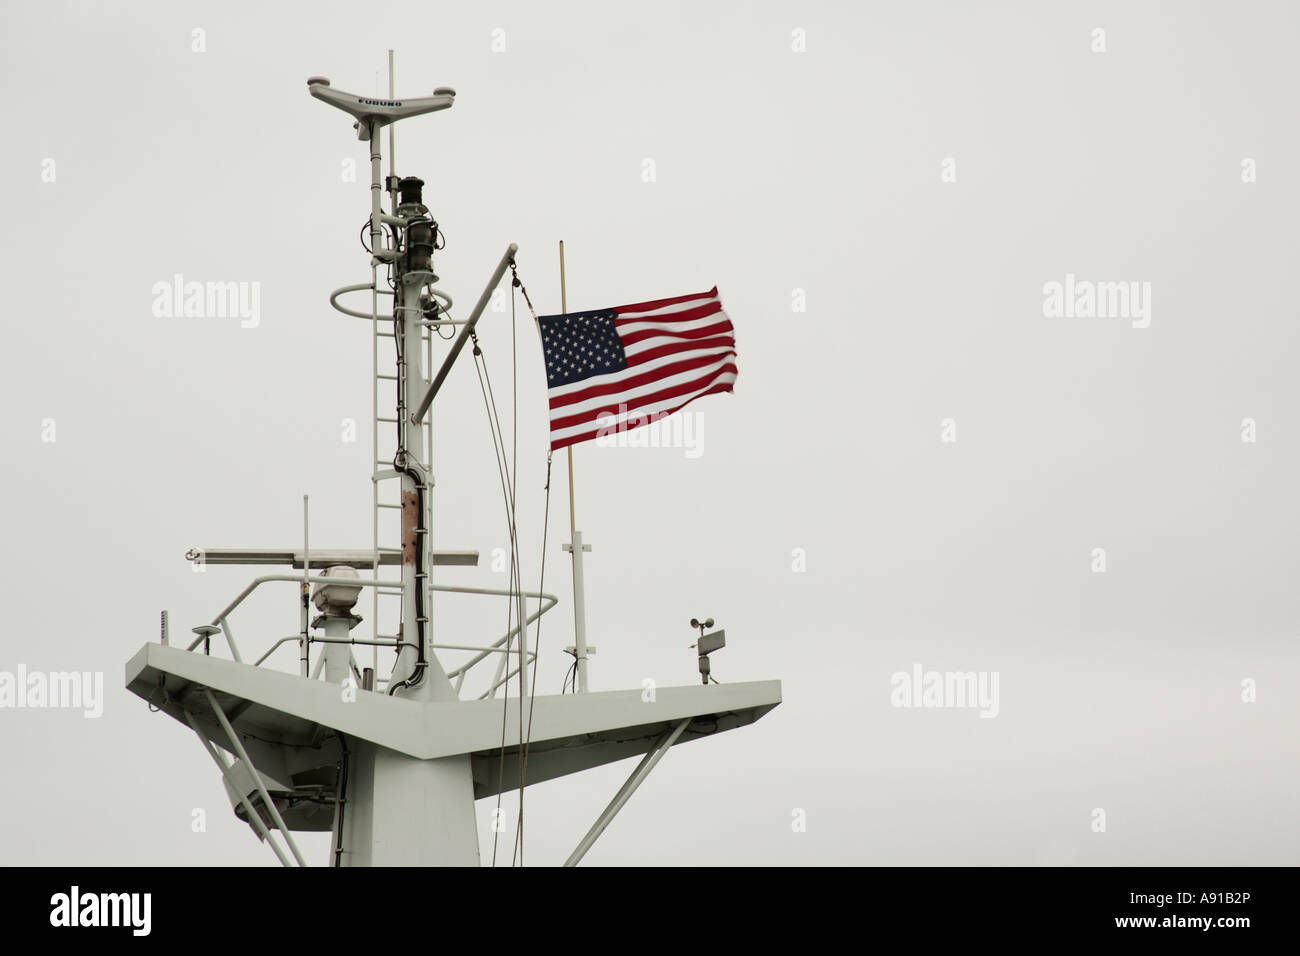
563,530 -> 593,692
124,67 -> 781,866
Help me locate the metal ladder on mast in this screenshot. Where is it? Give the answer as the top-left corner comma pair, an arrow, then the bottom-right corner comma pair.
369,278 -> 435,691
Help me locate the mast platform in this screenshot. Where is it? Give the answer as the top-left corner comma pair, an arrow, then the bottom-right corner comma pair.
125,643 -> 780,854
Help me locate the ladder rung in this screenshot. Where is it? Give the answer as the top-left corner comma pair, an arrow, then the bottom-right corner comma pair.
377,503 -> 402,509
377,331 -> 395,338
377,374 -> 398,381
377,417 -> 400,424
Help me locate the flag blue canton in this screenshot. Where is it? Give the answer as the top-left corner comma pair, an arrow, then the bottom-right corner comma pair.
536,308 -> 628,388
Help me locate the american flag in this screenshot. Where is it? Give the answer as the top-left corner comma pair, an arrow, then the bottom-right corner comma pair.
537,287 -> 738,450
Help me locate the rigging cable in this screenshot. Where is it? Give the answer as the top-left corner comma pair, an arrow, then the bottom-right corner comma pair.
510,263 -> 551,867
471,261 -> 553,866
511,269 -> 525,865
473,330 -> 522,866
331,733 -> 351,866
513,449 -> 551,866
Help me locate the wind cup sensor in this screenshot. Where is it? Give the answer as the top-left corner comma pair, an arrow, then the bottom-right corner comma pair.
690,618 -> 726,685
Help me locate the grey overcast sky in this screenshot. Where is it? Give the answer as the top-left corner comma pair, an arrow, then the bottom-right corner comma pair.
1,0 -> 1298,865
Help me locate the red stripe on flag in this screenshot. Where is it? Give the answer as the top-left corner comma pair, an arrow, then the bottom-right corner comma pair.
549,363 -> 738,433
550,380 -> 735,450
624,336 -> 736,368
613,300 -> 722,327
618,318 -> 734,349
613,287 -> 719,315
550,351 -> 735,411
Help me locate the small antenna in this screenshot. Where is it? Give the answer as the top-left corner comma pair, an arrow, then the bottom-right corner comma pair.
301,495 -> 310,677
388,49 -> 396,214
191,624 -> 221,656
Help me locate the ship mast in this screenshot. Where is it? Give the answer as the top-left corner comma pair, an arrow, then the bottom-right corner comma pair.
124,62 -> 781,868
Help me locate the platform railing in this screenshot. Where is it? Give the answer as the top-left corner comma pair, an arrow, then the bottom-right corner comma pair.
184,575 -> 559,698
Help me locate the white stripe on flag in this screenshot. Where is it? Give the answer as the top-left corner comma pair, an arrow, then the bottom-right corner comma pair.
616,311 -> 730,340
615,294 -> 720,320
549,370 -> 738,444
550,350 -> 737,422
549,341 -> 735,402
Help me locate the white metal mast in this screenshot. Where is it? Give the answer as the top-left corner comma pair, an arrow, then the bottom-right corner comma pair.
124,66 -> 781,868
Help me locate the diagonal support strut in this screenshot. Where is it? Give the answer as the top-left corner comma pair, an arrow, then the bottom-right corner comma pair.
564,717 -> 693,867
183,710 -> 294,867
203,688 -> 309,866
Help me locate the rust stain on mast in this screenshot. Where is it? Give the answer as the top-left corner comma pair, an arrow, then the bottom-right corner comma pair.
401,490 -> 419,565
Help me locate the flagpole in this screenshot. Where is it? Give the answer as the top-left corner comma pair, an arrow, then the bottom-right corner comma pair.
561,243 -> 576,540
559,240 -> 592,693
